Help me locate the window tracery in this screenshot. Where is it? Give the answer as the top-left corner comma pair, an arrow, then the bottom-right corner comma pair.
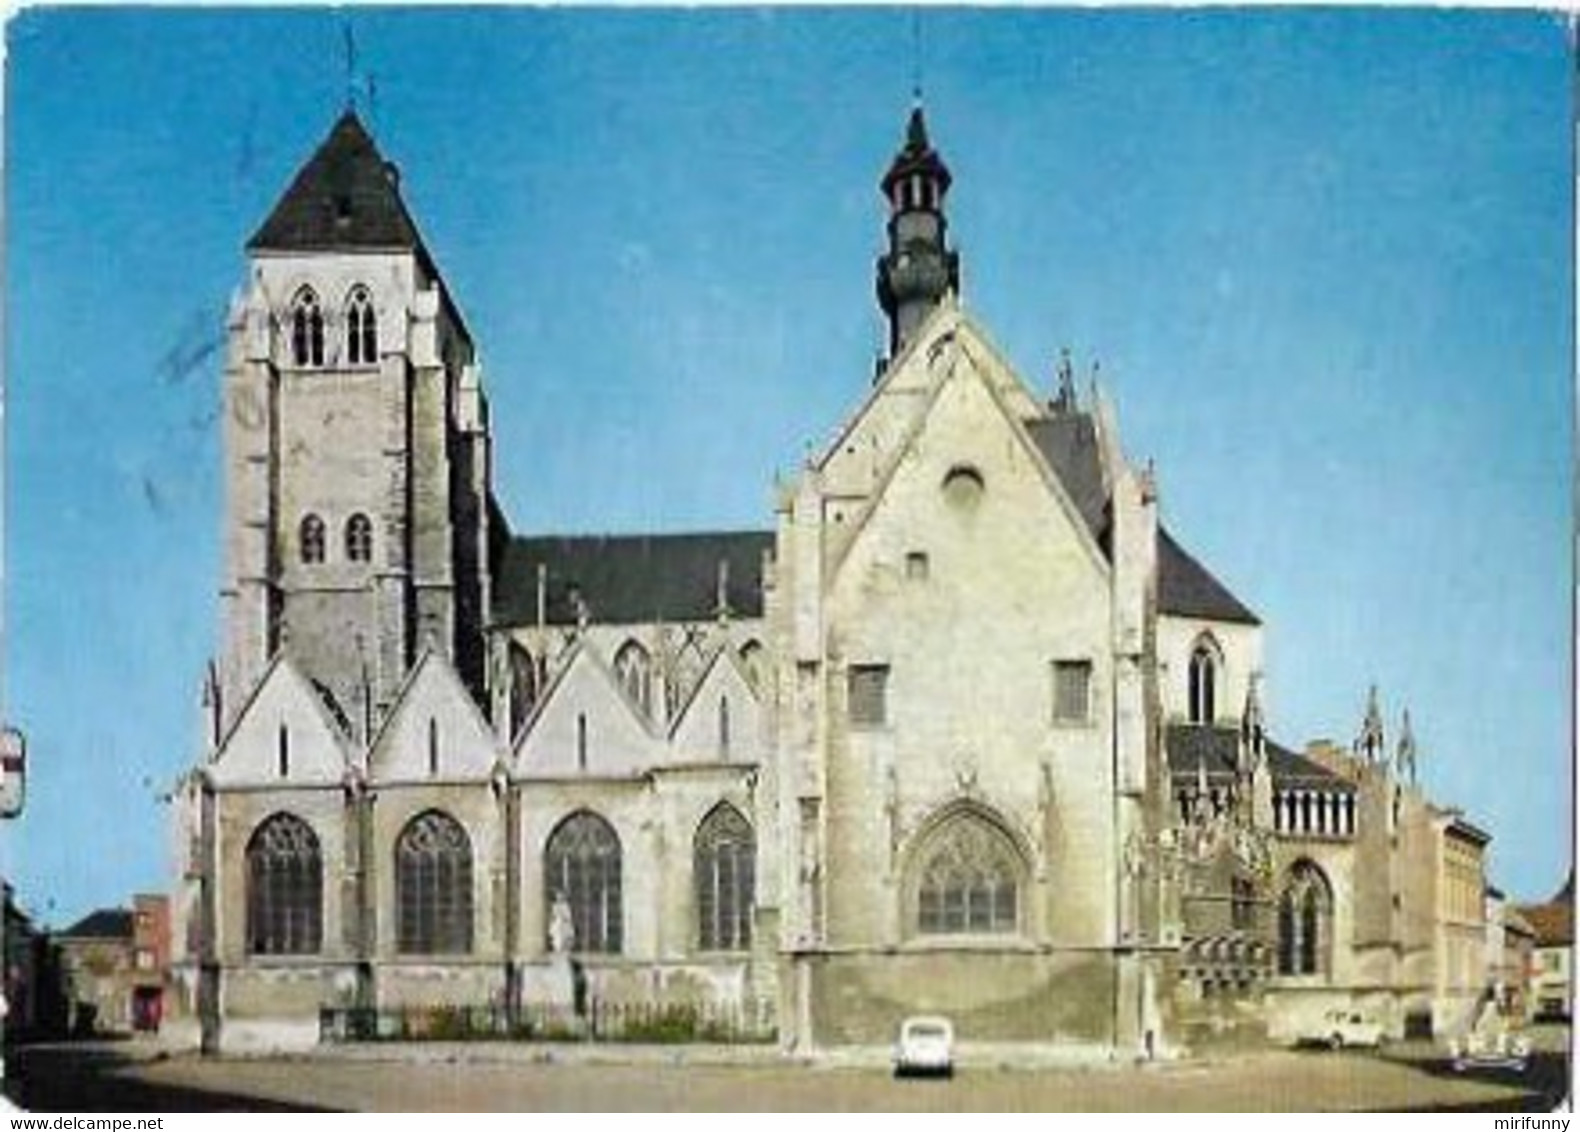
396,810 -> 473,954
695,803 -> 754,951
290,288 -> 324,367
544,811 -> 622,954
913,811 -> 1022,935
1276,860 -> 1332,977
345,286 -> 377,366
246,813 -> 322,955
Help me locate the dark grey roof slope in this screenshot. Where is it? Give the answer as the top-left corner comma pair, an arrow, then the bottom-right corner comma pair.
1165,724 -> 1353,791
1025,411 -> 1258,626
59,908 -> 133,940
1025,414 -> 1108,541
492,532 -> 774,627
1157,528 -> 1259,626
249,111 -> 424,253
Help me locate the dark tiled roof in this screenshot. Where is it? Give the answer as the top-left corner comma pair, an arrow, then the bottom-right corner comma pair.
1025,414 -> 1108,542
1157,528 -> 1260,626
59,908 -> 132,940
1024,410 -> 1258,626
1165,724 -> 1353,791
492,532 -> 774,627
248,111 -> 425,253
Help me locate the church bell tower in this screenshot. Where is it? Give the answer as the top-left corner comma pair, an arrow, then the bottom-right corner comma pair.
216,109 -> 493,741
875,103 -> 960,362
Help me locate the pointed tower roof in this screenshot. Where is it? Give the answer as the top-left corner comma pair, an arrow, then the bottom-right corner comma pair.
881,103 -> 952,196
248,110 -> 425,253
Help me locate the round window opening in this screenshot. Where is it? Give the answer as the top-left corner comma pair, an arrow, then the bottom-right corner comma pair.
942,464 -> 985,508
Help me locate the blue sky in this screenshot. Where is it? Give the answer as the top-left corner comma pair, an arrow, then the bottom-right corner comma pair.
4,7 -> 1572,926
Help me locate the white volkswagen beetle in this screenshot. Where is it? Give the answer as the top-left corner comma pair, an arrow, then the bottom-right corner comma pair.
894,1015 -> 955,1078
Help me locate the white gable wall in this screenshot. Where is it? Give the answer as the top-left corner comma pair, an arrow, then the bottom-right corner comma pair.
515,648 -> 657,778
370,652 -> 502,783
669,651 -> 764,768
1158,614 -> 1264,726
210,658 -> 351,788
816,347 -> 1117,949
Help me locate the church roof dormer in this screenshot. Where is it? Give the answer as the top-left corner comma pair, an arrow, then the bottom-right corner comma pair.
248,110 -> 424,254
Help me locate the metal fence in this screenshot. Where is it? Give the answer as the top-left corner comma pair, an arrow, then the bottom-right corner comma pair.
319,999 -> 777,1045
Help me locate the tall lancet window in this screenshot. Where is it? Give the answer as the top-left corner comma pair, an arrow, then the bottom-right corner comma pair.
345,513 -> 374,563
246,813 -> 322,955
345,286 -> 377,365
544,811 -> 622,954
1188,638 -> 1220,725
299,514 -> 326,565
1276,860 -> 1333,977
290,287 -> 324,368
396,810 -> 474,955
695,803 -> 754,951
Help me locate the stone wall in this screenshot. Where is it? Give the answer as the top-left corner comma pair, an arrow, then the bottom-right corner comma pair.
805,949 -> 1118,1046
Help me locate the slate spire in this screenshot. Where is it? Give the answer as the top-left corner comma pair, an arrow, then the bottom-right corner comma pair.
248,110 -> 423,253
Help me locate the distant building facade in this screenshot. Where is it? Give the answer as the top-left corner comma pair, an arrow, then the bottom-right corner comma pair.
1517,876 -> 1573,1022
171,105 -> 1501,1055
1486,888 -> 1535,1023
56,896 -> 170,1036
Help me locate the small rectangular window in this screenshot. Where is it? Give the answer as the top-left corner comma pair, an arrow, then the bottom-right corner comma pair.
1052,660 -> 1092,724
848,665 -> 890,728
905,551 -> 930,581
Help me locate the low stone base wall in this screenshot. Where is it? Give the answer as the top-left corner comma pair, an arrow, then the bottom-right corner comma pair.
219,1016 -> 322,1055
802,949 -> 1118,1047
374,963 -> 507,1010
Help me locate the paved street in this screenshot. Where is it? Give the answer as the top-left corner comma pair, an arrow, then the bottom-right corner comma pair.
4,1030 -> 1569,1112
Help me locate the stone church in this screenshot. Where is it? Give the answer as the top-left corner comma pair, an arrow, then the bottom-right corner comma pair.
170,103 -> 1479,1055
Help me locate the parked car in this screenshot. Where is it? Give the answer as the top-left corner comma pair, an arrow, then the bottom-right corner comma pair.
1310,1009 -> 1386,1050
1449,1028 -> 1530,1073
894,1015 -> 954,1077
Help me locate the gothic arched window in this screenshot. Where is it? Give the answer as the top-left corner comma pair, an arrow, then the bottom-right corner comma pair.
1277,860 -> 1333,977
246,813 -> 322,955
290,288 -> 324,368
299,514 -> 326,565
695,803 -> 754,951
396,810 -> 473,955
345,286 -> 377,366
614,639 -> 653,717
912,809 -> 1023,936
345,513 -> 374,563
544,811 -> 622,954
508,642 -> 539,738
1188,638 -> 1221,725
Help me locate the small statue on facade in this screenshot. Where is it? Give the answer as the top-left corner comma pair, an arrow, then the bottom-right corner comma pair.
548,891 -> 576,955
1123,829 -> 1147,879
